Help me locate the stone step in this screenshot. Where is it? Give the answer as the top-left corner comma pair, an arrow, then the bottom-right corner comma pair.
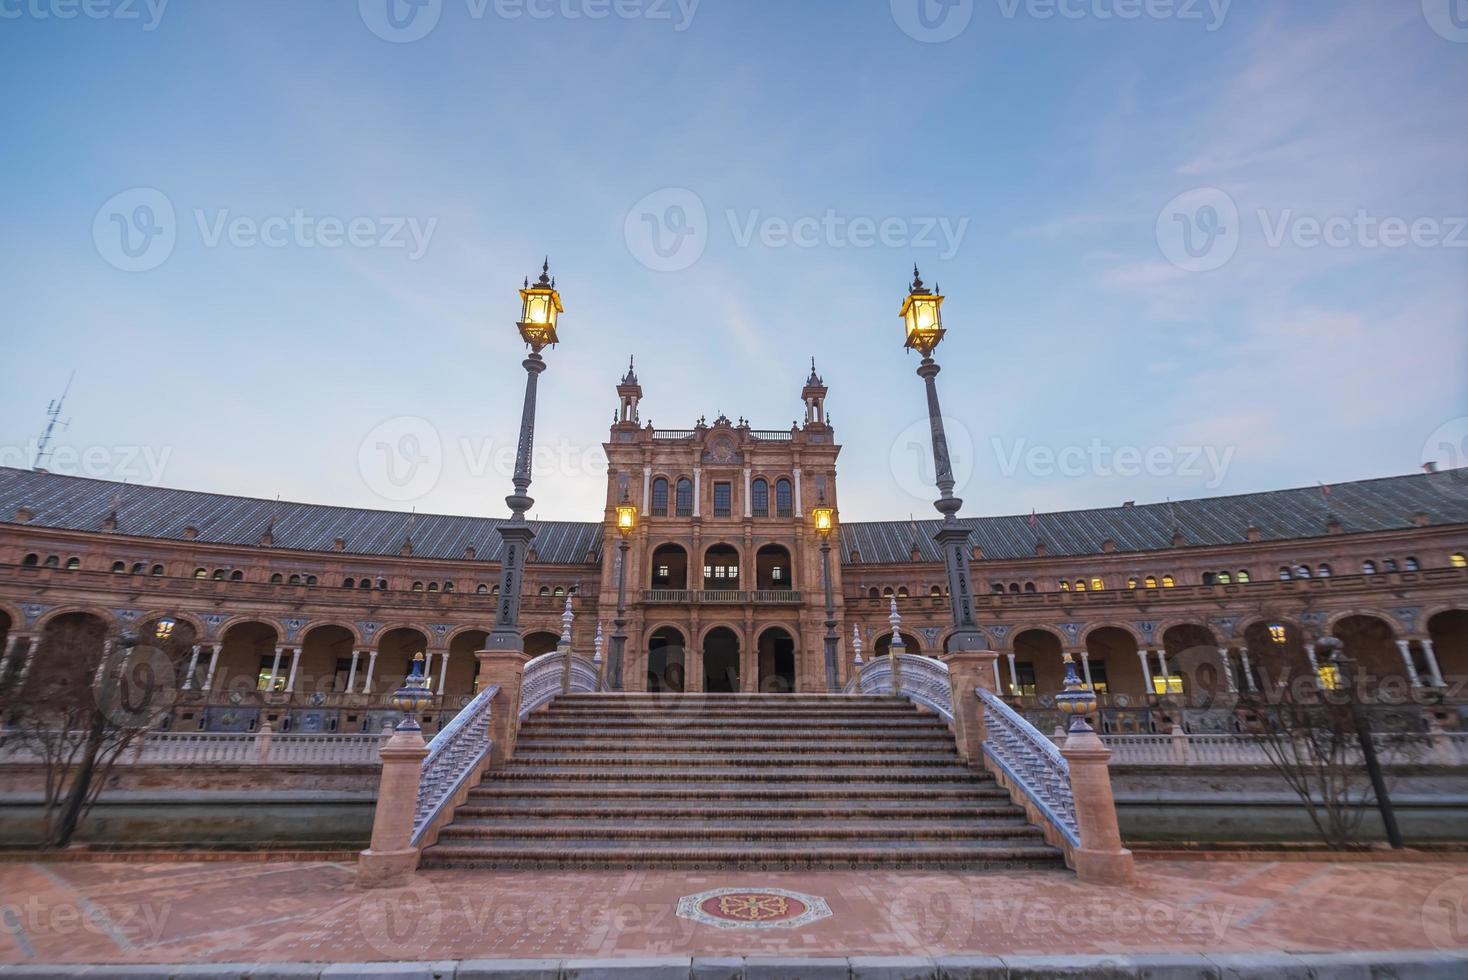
554,695 -> 903,705
504,757 -> 963,768
437,818 -> 1042,842
419,838 -> 1066,871
492,766 -> 978,782
452,800 -> 1026,819
467,781 -> 1009,801
516,724 -> 952,739
512,740 -> 960,754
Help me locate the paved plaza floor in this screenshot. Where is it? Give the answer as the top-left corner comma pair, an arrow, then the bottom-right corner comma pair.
2,857 -> 1467,966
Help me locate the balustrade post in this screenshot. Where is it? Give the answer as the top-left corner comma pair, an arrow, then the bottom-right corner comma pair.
1428,717 -> 1458,766
944,650 -> 1000,766
477,649 -> 530,768
357,725 -> 429,889
1061,724 -> 1136,886
255,723 -> 274,764
1169,724 -> 1191,765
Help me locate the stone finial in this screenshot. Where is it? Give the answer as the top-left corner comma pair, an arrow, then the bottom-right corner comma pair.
559,595 -> 574,647
183,526 -> 199,540
1034,541 -> 1047,558
852,624 -> 863,666
14,506 -> 32,523
463,545 -> 476,560
1171,530 -> 1187,548
594,622 -> 604,665
333,537 -> 346,552
259,527 -> 274,547
1246,525 -> 1262,542
102,511 -> 118,532
1102,538 -> 1116,554
1326,514 -> 1343,535
888,597 -> 902,632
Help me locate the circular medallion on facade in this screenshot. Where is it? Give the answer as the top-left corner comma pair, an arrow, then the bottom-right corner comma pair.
676,887 -> 832,930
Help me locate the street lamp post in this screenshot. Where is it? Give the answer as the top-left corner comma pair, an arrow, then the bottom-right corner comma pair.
486,260 -> 563,657
610,493 -> 636,690
899,267 -> 986,657
813,503 -> 838,692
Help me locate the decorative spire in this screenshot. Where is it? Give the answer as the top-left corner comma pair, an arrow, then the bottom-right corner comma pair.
806,357 -> 823,386
537,257 -> 553,287
622,355 -> 638,385
889,596 -> 902,632
852,624 -> 863,666
594,622 -> 604,665
559,594 -> 574,648
910,264 -> 925,294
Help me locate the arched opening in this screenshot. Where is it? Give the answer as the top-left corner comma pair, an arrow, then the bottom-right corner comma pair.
523,631 -> 561,658
874,630 -> 923,658
1083,627 -> 1143,705
376,627 -> 430,694
1242,620 -> 1308,691
449,629 -> 490,697
651,544 -> 688,590
1161,624 -> 1219,702
756,627 -> 795,693
214,621 -> 281,696
702,544 -> 739,590
22,613 -> 115,720
675,478 -> 694,517
1428,610 -> 1468,685
647,627 -> 686,693
300,625 -> 357,695
1009,628 -> 1062,700
1331,615 -> 1401,688
755,544 -> 793,591
704,626 -> 741,693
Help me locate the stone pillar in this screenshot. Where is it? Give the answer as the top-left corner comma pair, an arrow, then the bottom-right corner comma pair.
436,651 -> 450,695
1238,645 -> 1257,692
346,650 -> 361,693
182,645 -> 203,691
356,725 -> 429,889
1395,640 -> 1423,689
476,649 -> 531,768
266,646 -> 284,692
1006,653 -> 1019,697
362,650 -> 379,694
1421,638 -> 1446,688
743,467 -> 752,518
1061,727 -> 1137,886
944,650 -> 1000,766
1154,650 -> 1170,691
202,645 -> 221,692
0,634 -> 20,679
284,647 -> 302,694
1220,648 -> 1237,693
1078,651 -> 1094,689
692,467 -> 701,517
255,723 -> 275,762
1136,650 -> 1155,697
641,466 -> 651,516
793,467 -> 803,517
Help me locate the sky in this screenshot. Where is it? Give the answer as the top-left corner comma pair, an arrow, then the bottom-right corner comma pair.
0,0 -> 1465,524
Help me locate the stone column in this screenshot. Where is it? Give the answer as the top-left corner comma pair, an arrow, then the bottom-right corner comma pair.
1062,726 -> 1137,886
202,645 -> 221,692
477,649 -> 531,768
437,651 -> 450,695
1220,648 -> 1237,693
0,634 -> 19,679
793,467 -> 803,518
266,646 -> 284,692
1154,650 -> 1170,691
1421,638 -> 1446,689
362,650 -> 379,694
1238,645 -> 1258,692
1006,652 -> 1019,697
692,466 -> 702,518
356,725 -> 429,889
183,644 -> 203,691
1136,649 -> 1155,697
346,650 -> 361,693
284,647 -> 302,693
1395,640 -> 1423,689
743,467 -> 752,518
944,650 -> 1000,766
641,466 -> 651,515
1078,651 -> 1094,689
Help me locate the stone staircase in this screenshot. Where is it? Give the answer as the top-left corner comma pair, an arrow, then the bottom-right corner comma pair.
419,693 -> 1066,871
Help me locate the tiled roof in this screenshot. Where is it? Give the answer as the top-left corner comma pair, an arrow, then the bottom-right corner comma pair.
839,470 -> 1468,564
2,466 -> 1464,568
0,468 -> 602,565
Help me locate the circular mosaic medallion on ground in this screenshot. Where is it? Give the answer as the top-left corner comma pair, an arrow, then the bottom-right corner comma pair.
676,887 -> 832,930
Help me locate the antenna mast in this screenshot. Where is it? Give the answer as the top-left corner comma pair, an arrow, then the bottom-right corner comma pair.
34,370 -> 76,471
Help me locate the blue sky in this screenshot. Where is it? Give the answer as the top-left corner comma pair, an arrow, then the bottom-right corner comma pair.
1,0 -> 1464,523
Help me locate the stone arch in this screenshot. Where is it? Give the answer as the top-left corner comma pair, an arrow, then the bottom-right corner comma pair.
874,630 -> 924,656
1325,607 -> 1399,637
1083,626 -> 1145,702
1007,628 -> 1065,699
35,605 -> 116,633
298,623 -> 359,695
1427,609 -> 1468,685
650,542 -> 689,590
700,542 -> 741,590
375,626 -> 431,694
1003,623 -> 1066,651
755,543 -> 795,591
522,630 -> 561,658
703,624 -> 743,693
0,600 -> 23,633
1330,613 -> 1404,684
647,624 -> 688,693
755,625 -> 796,693
138,610 -> 207,644
1081,621 -> 1144,649
215,614 -> 288,643
213,619 -> 282,695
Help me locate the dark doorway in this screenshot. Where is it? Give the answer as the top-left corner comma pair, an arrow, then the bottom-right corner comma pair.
647,627 -> 687,692
757,627 -> 796,693
703,627 -> 740,692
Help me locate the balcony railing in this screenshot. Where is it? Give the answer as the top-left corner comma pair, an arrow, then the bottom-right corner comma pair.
641,588 -> 803,605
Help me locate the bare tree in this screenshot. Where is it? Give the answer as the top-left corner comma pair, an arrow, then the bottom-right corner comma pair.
0,616 -> 182,849
1234,612 -> 1415,850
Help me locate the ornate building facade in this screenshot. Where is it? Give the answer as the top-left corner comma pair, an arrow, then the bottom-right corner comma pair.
1,363 -> 1466,737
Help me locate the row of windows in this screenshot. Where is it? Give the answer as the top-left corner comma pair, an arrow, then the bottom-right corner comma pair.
869,585 -> 950,599
1201,570 -> 1254,585
648,476 -> 795,518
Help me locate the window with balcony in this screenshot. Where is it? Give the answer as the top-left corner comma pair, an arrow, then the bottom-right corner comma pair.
752,478 -> 769,517
651,477 -> 669,516
775,478 -> 793,517
675,478 -> 694,517
713,482 -> 732,517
